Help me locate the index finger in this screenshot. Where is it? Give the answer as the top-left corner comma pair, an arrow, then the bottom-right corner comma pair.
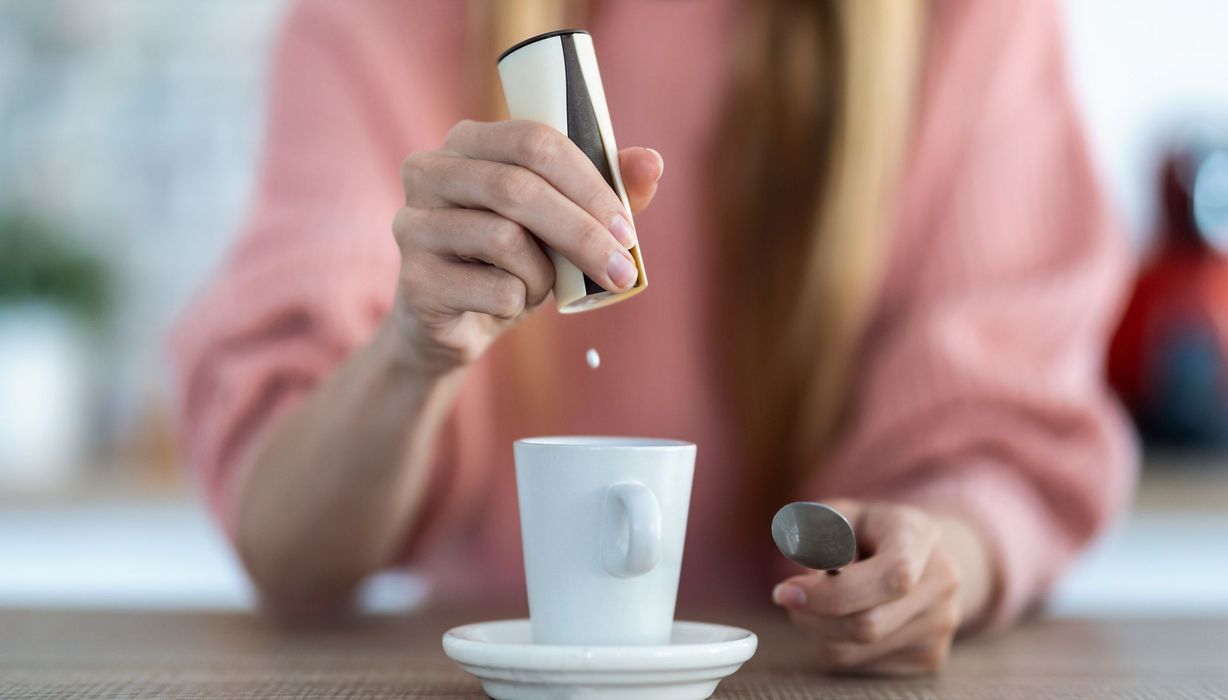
445,120 -> 636,246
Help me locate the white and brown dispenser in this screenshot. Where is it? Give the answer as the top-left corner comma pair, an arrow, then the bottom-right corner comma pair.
498,29 -> 647,313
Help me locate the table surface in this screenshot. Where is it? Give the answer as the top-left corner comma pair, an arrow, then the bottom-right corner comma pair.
1,608 -> 1226,699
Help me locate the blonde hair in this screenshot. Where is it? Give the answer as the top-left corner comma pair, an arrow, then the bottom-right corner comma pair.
715,1 -> 923,518
471,0 -> 924,515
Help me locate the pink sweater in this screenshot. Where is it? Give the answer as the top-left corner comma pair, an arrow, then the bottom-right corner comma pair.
172,0 -> 1136,627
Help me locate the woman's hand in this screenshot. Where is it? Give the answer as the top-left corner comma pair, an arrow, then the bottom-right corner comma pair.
771,500 -> 994,675
392,119 -> 664,374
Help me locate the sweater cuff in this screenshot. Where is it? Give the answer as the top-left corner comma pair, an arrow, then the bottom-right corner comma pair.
886,458 -> 1068,633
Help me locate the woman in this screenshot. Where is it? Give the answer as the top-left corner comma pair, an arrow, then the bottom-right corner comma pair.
173,0 -> 1135,674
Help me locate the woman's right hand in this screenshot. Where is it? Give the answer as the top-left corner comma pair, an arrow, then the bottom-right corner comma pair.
391,119 -> 664,374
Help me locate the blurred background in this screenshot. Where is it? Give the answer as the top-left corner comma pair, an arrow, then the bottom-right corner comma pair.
2,0 -> 1228,614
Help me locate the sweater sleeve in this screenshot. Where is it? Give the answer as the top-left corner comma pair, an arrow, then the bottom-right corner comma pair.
806,0 -> 1138,630
168,1 -> 464,551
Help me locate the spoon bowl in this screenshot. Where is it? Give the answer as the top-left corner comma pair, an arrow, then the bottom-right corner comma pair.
771,502 -> 857,572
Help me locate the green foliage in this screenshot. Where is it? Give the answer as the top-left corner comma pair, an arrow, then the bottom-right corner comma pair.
0,211 -> 111,328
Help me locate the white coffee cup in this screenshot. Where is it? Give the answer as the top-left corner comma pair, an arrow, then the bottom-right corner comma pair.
513,436 -> 696,646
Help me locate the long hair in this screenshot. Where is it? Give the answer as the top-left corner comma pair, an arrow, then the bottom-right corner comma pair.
470,0 -> 924,519
713,1 -> 923,522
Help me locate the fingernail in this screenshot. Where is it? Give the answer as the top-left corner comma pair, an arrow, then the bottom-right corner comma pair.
609,214 -> 636,249
646,148 -> 664,179
772,583 -> 807,609
607,250 -> 637,290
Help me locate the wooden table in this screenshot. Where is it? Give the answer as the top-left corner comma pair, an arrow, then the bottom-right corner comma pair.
1,607 -> 1225,699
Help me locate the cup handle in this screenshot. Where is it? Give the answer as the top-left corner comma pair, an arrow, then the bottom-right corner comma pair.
600,481 -> 662,578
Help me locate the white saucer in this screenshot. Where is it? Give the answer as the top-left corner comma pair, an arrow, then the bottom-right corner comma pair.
442,619 -> 757,699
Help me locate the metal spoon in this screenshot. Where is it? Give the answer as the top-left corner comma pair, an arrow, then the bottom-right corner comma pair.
771,502 -> 857,574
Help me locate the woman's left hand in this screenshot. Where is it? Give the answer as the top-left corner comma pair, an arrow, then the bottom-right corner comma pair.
771,499 -> 993,675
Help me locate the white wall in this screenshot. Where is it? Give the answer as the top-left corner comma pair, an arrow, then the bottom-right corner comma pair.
1061,0 -> 1228,248
0,0 -> 289,455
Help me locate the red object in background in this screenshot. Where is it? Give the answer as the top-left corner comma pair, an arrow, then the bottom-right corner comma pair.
1109,140 -> 1228,444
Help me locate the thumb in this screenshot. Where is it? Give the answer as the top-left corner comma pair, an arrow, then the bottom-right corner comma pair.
618,146 -> 664,214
